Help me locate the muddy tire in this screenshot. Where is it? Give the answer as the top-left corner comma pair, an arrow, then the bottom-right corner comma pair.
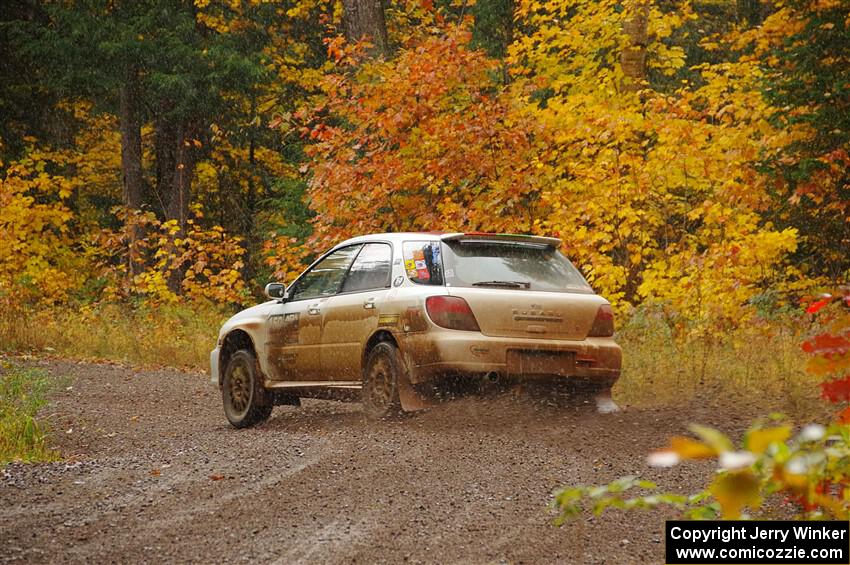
362,342 -> 403,420
222,349 -> 272,428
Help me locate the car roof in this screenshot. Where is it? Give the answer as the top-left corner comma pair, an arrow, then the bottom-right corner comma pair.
333,232 -> 562,249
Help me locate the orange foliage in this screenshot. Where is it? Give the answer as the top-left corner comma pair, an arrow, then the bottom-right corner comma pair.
300,29 -> 545,252
291,12 -> 805,330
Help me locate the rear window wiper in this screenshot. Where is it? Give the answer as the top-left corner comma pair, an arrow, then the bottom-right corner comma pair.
472,280 -> 531,289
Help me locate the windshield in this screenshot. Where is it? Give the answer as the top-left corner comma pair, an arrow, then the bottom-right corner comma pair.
443,240 -> 592,293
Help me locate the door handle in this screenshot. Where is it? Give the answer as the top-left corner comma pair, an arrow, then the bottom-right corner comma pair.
308,305 -> 321,315
363,298 -> 376,310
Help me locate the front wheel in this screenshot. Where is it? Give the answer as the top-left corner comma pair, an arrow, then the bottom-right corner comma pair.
362,342 -> 403,420
222,349 -> 272,428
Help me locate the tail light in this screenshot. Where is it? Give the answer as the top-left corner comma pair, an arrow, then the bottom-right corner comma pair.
588,304 -> 614,337
425,296 -> 481,331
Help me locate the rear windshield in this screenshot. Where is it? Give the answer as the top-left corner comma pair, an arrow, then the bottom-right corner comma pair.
442,240 -> 592,293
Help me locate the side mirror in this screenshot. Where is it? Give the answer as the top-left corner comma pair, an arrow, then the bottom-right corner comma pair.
264,282 -> 287,301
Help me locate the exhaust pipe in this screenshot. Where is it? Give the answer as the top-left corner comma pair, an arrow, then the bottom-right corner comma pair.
484,371 -> 499,384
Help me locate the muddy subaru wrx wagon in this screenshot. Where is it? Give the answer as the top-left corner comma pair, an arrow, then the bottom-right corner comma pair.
211,232 -> 622,427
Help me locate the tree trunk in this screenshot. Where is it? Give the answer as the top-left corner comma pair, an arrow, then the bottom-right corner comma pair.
119,68 -> 145,280
154,115 -> 201,228
154,115 -> 200,294
119,69 -> 144,210
154,116 -> 177,219
164,120 -> 198,230
342,0 -> 389,58
620,2 -> 649,93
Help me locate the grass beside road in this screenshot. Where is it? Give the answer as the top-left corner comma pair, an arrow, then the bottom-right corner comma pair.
1,301 -> 227,369
0,363 -> 59,464
615,312 -> 820,416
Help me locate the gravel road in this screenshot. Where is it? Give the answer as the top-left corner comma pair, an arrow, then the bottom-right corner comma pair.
0,360 -> 745,564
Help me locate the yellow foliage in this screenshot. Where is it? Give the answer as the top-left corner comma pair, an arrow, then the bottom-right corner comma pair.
0,145 -> 87,304
710,470 -> 761,519
0,0 -> 834,326
669,436 -> 716,459
745,425 -> 792,455
506,0 -> 804,329
96,206 -> 250,305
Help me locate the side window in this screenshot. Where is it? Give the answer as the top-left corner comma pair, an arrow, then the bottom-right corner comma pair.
341,243 -> 392,293
289,245 -> 362,301
402,241 -> 444,285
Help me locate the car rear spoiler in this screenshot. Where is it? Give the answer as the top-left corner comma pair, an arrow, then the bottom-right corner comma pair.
440,232 -> 562,247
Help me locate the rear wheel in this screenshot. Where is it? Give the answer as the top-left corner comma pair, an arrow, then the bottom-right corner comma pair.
362,342 -> 403,420
222,349 -> 272,428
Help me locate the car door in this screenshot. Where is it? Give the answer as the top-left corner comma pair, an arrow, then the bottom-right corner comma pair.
319,242 -> 393,381
266,244 -> 362,382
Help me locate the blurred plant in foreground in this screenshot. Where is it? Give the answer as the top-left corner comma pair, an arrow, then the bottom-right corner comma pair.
553,291 -> 850,521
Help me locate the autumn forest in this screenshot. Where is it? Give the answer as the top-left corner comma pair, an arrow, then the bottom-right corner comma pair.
1,0 -> 848,362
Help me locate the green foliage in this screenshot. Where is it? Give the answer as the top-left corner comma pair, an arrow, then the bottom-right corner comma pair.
553,476 -> 681,525
17,1 -> 273,120
0,364 -> 58,464
759,0 -> 850,281
470,0 -> 515,58
261,177 -> 315,242
0,3 -> 66,159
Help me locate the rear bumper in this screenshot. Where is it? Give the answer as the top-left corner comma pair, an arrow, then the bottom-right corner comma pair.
400,331 -> 621,386
210,347 -> 220,385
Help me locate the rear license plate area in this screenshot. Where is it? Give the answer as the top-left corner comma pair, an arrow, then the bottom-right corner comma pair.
506,350 -> 575,377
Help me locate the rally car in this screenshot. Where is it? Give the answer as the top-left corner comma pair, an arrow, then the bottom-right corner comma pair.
210,232 -> 621,427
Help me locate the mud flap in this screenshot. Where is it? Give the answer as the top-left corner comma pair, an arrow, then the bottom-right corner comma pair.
397,370 -> 436,412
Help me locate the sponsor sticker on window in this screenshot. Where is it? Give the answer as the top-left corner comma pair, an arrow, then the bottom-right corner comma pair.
402,241 -> 443,285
